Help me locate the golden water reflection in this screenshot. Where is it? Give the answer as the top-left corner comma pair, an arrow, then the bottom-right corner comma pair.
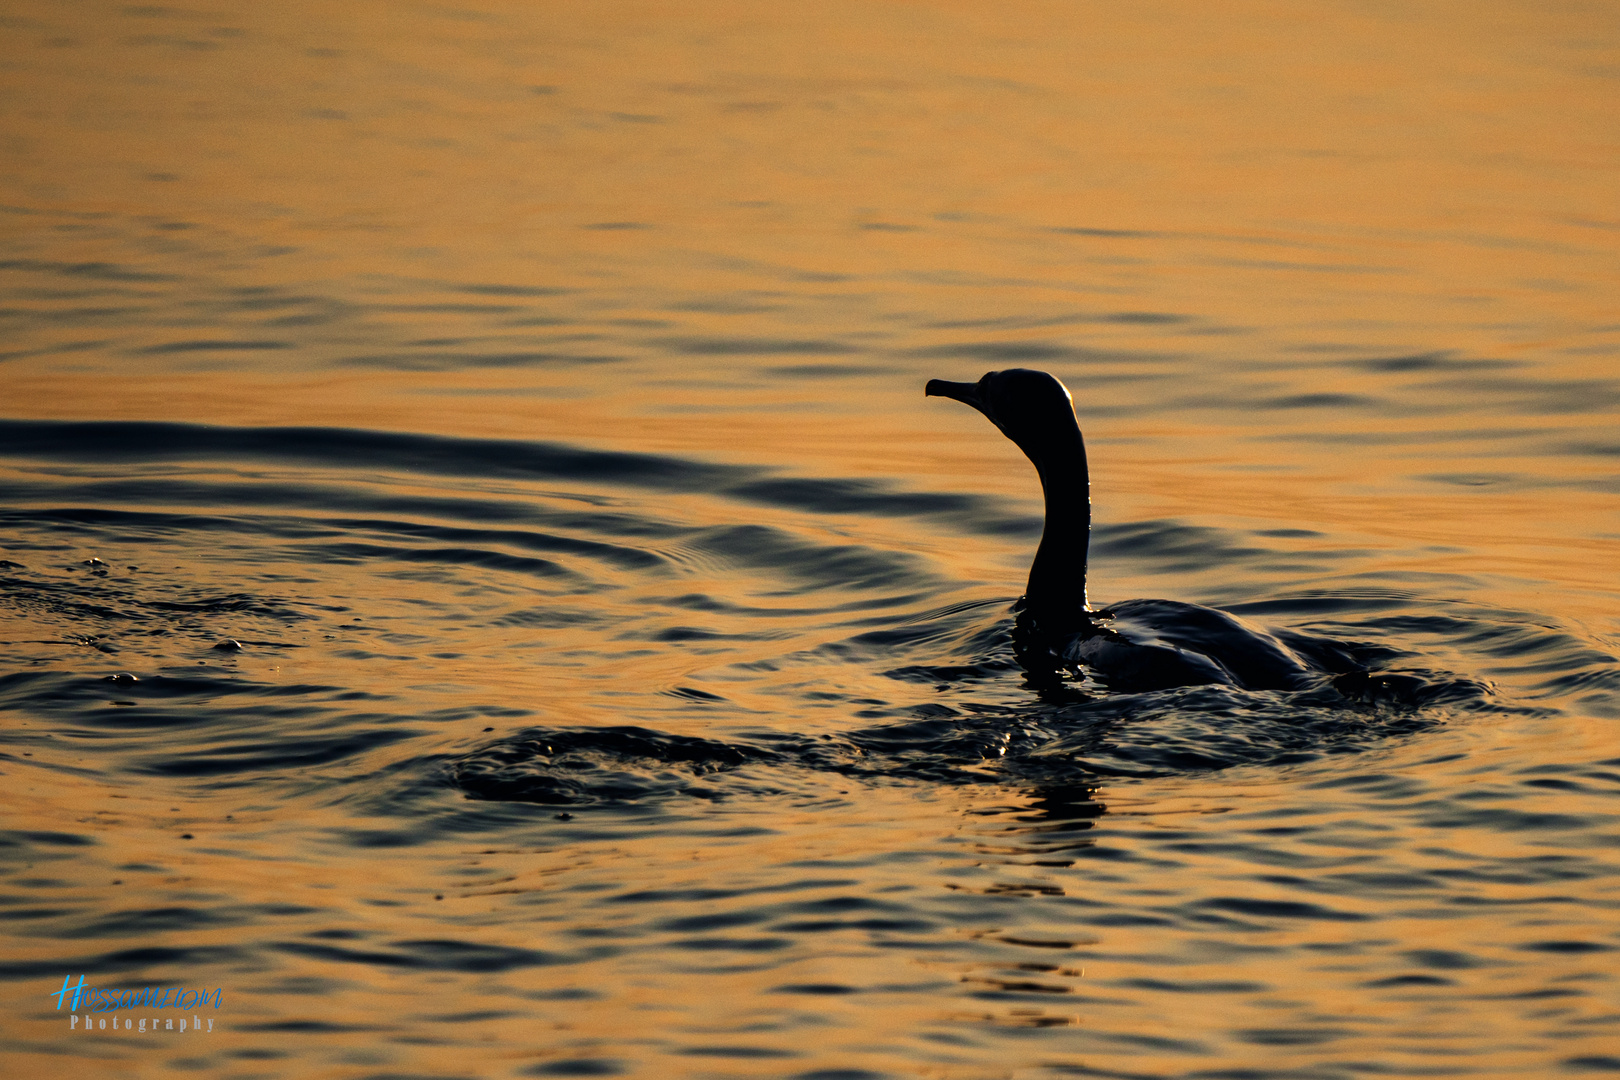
2,1 -> 1618,1077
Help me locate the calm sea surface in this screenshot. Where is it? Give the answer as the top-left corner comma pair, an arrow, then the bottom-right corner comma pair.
2,2 -> 1618,1077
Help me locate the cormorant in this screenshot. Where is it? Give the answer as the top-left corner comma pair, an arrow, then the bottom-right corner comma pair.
927,368 -> 1313,692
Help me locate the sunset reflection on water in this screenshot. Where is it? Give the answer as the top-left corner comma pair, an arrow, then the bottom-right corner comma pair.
2,2 -> 1618,1077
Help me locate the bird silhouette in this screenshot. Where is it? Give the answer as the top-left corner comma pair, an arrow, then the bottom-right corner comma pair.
927,368 -> 1314,692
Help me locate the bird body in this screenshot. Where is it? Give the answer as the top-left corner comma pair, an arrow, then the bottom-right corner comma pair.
926,368 -> 1313,693
1065,598 -> 1311,691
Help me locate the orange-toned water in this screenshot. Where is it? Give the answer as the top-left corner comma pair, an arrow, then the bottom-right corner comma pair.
2,2 -> 1617,1077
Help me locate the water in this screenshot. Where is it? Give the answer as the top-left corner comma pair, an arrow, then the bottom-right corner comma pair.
3,1 -> 1619,1076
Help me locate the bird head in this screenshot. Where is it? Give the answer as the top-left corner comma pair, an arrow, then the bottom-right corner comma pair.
925,368 -> 1081,462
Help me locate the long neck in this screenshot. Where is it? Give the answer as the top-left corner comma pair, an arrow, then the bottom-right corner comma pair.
1022,428 -> 1090,629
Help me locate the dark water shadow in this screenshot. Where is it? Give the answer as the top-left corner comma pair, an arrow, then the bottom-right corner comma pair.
445,600 -> 1510,808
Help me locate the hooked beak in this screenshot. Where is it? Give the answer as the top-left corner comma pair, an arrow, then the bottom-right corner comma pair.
925,378 -> 987,416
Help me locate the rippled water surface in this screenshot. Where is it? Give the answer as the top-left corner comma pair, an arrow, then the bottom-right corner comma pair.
3,2 -> 1619,1077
